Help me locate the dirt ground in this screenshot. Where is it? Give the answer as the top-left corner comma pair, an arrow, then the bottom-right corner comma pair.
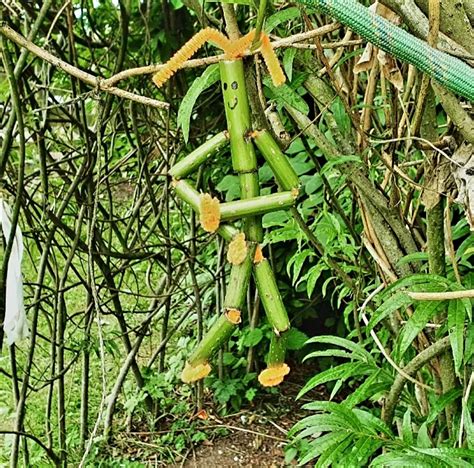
173,365 -> 325,468
179,420 -> 289,468
112,364 -> 325,467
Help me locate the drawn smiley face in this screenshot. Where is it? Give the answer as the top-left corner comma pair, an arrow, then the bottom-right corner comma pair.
223,80 -> 239,110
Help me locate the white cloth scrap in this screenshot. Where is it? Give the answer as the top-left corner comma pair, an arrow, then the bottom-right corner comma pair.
0,199 -> 29,345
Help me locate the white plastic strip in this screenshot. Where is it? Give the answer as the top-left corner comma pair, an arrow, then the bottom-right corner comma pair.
0,199 -> 29,345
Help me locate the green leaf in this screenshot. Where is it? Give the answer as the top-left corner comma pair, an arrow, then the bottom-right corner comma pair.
299,432 -> 350,466
368,291 -> 413,332
304,335 -> 374,363
242,328 -> 263,347
283,48 -> 297,82
245,387 -> 257,401
330,97 -> 350,136
264,7 -> 301,34
426,388 -> 462,425
297,362 -> 374,399
177,64 -> 220,143
262,210 -> 289,228
288,153 -> 315,176
371,450 -> 435,467
411,447 -> 474,467
287,249 -> 314,285
315,435 -> 354,468
264,77 -> 309,114
382,273 -> 448,297
206,0 -> 251,4
320,155 -> 363,175
344,370 -> 390,408
402,409 -> 413,445
397,252 -> 429,266
341,437 -> 383,468
416,422 -> 432,448
448,299 -> 466,375
306,264 -> 324,297
286,328 -> 309,350
398,300 -> 443,356
216,174 -> 240,201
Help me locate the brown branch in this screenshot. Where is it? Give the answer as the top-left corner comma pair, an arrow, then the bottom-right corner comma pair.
0,22 -> 169,109
102,23 -> 341,87
408,289 -> 474,300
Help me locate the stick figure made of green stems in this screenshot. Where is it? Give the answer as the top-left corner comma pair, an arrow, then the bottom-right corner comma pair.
154,29 -> 300,387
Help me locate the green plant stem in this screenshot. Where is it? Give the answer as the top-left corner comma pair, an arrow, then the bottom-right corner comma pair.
422,86 -> 457,431
253,130 -> 300,191
220,59 -> 263,243
252,0 -> 268,50
169,131 -> 228,179
173,179 -> 201,211
217,225 -> 239,241
173,179 -> 296,222
219,61 -> 257,174
267,333 -> 288,366
382,336 -> 451,425
220,191 -> 297,221
220,59 -> 291,337
254,259 -> 290,333
188,244 -> 255,365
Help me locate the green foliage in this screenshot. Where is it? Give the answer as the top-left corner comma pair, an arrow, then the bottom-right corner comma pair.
178,64 -> 220,143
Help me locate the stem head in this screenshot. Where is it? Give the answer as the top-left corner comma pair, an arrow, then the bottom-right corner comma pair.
181,361 -> 212,383
258,363 -> 290,387
227,233 -> 248,265
225,308 -> 242,324
200,193 -> 221,232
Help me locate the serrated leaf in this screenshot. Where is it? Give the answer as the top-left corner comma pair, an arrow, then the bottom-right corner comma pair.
341,436 -> 383,467
304,335 -> 374,363
299,432 -> 350,466
242,328 -> 263,347
264,7 -> 301,34
344,371 -> 390,408
315,435 -> 354,468
177,64 -> 220,143
286,328 -> 309,350
320,155 -> 363,175
264,77 -> 309,114
382,273 -> 448,297
353,408 -> 393,437
411,447 -> 474,466
448,299 -> 466,375
262,210 -> 289,228
371,450 -> 435,467
425,388 -> 462,425
297,362 -> 373,399
368,291 -> 413,333
397,300 -> 443,356
305,349 -> 354,360
293,414 -> 352,438
287,249 -> 314,285
306,264 -> 324,297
